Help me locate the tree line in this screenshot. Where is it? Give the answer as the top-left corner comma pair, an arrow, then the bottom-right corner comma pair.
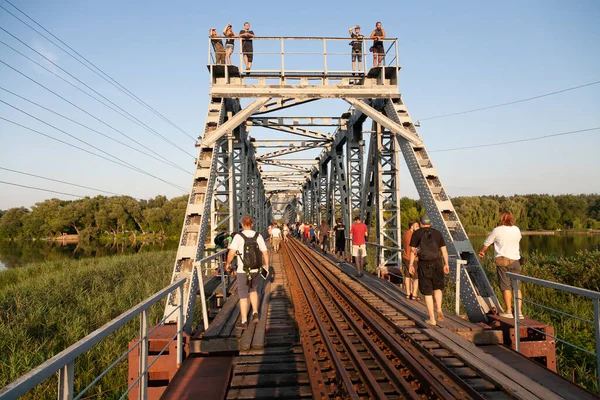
1,193 -> 599,240
0,195 -> 188,240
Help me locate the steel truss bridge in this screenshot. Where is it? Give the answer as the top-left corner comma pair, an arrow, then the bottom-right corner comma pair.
164,35 -> 501,329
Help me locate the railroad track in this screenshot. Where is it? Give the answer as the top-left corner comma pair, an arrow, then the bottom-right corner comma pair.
284,238 -> 513,399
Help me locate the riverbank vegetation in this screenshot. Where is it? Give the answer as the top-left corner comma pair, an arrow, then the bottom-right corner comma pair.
0,250 -> 176,399
1,193 -> 599,241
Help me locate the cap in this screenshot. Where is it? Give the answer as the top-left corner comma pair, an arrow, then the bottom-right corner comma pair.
420,215 -> 432,225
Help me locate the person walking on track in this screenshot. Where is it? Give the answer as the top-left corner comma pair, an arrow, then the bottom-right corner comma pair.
402,221 -> 420,300
318,220 -> 331,253
334,218 -> 346,259
271,222 -> 282,252
350,216 -> 368,277
478,211 -> 524,319
225,216 -> 269,329
408,215 -> 449,326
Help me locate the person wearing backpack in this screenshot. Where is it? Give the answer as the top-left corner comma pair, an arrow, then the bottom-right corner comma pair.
225,216 -> 269,329
408,215 -> 449,326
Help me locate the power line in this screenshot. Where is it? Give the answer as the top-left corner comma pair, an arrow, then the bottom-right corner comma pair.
430,127 -> 600,153
420,80 -> 600,121
0,35 -> 194,159
0,115 -> 188,193
0,58 -> 190,169
0,1 -> 197,142
0,180 -> 85,198
0,86 -> 192,176
0,166 -> 123,196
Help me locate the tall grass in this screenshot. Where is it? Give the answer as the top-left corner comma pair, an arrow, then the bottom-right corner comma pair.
0,250 -> 176,399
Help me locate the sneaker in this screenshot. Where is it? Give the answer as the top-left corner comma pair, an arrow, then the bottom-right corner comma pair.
251,313 -> 260,324
235,321 -> 248,329
499,312 -> 514,319
425,319 -> 437,326
519,314 -> 525,320
437,311 -> 445,322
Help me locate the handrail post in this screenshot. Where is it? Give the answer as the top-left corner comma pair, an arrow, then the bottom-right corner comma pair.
323,38 -> 327,74
177,284 -> 184,367
139,309 -> 149,400
594,298 -> 600,390
513,279 -> 521,352
219,255 -> 227,302
239,37 -> 243,71
195,263 -> 210,331
280,38 -> 285,79
456,260 -> 466,316
395,39 -> 399,70
57,361 -> 74,400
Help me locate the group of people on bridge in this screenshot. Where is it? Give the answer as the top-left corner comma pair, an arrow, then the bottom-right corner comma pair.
220,209 -> 523,328
209,21 -> 388,70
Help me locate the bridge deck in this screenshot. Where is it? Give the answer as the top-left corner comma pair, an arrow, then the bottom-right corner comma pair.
164,241 -> 595,399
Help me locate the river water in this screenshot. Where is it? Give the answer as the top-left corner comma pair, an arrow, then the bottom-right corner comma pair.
0,233 -> 599,271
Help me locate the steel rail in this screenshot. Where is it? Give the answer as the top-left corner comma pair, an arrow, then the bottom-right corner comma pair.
286,240 -> 420,399
290,238 -> 486,399
281,242 -> 360,399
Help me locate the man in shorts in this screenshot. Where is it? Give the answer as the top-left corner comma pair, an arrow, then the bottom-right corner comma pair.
318,220 -> 331,253
226,216 -> 269,329
334,218 -> 346,258
350,216 -> 368,277
402,221 -> 420,300
209,28 -> 225,64
409,215 -> 449,326
239,22 -> 255,70
369,21 -> 386,67
348,25 -> 364,71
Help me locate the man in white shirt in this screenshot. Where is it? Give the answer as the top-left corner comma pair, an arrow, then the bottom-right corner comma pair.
226,216 -> 269,328
478,211 -> 524,319
271,222 -> 282,252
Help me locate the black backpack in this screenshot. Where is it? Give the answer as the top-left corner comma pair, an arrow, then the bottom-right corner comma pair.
238,232 -> 263,276
418,228 -> 440,261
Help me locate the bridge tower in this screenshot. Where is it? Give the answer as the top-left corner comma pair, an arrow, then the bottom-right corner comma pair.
164,36 -> 501,328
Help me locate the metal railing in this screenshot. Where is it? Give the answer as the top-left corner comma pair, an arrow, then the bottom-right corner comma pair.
507,272 -> 600,389
207,36 -> 399,78
0,278 -> 187,400
195,249 -> 229,331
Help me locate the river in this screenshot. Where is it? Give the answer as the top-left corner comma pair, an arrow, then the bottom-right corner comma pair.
0,233 -> 599,271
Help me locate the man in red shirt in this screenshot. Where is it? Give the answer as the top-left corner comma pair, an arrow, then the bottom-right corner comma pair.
350,216 -> 368,277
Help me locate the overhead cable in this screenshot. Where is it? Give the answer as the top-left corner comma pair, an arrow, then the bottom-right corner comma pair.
0,180 -> 85,198
430,127 -> 600,153
0,166 -> 123,196
0,116 -> 188,193
0,1 -> 197,142
0,58 -> 191,169
0,36 -> 194,159
420,80 -> 600,121
0,86 -> 192,176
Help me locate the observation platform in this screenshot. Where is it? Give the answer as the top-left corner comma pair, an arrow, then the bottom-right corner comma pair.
207,36 -> 402,98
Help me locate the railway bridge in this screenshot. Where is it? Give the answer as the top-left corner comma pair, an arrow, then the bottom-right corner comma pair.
2,36 -> 599,400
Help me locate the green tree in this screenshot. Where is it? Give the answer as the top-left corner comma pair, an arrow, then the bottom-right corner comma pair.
0,207 -> 28,239
526,195 -> 560,230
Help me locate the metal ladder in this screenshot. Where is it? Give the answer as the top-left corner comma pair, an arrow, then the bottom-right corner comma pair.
384,98 -> 500,322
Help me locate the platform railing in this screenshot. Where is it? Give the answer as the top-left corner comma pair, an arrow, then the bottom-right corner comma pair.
0,278 -> 187,400
207,36 -> 399,79
507,272 -> 600,390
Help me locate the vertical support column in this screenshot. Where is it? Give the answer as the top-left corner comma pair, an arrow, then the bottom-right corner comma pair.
332,148 -> 350,231
319,161 -> 329,224
347,122 -> 363,220
312,170 -> 320,225
513,279 -> 521,352
227,134 -> 237,233
375,123 -> 384,268
177,284 -> 184,366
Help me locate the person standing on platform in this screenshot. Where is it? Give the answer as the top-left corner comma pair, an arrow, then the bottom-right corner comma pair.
348,25 -> 364,71
209,28 -> 225,64
369,21 -> 386,67
223,23 -> 236,65
299,221 -> 305,241
318,220 -> 331,253
402,221 -> 420,300
478,211 -> 524,319
226,216 -> 269,329
409,215 -> 449,326
334,218 -> 346,259
239,22 -> 255,70
350,216 -> 368,277
271,222 -> 282,252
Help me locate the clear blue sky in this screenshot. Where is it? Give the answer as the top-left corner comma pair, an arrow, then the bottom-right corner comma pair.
0,0 -> 598,209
